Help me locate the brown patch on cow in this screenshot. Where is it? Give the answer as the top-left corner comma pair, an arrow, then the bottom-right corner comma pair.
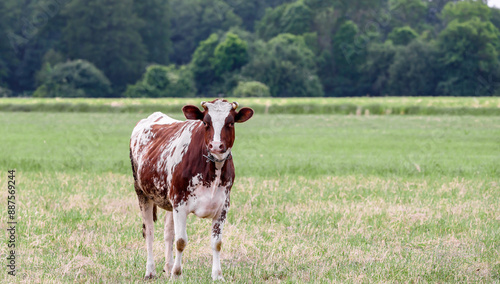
216,241 -> 222,252
154,117 -> 162,122
142,223 -> 146,239
176,239 -> 186,252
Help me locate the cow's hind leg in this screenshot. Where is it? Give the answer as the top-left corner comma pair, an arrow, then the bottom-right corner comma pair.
136,189 -> 157,279
163,210 -> 175,274
171,205 -> 188,279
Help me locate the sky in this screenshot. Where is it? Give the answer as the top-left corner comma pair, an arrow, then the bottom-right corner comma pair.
489,0 -> 500,8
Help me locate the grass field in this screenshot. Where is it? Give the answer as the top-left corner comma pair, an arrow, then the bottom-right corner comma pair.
1,97 -> 500,115
0,100 -> 499,282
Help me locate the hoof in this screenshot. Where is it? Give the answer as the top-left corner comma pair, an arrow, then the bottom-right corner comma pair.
163,263 -> 173,273
171,265 -> 182,279
212,270 -> 224,281
144,271 -> 156,280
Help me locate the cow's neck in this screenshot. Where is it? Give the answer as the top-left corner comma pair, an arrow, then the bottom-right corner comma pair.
210,162 -> 223,197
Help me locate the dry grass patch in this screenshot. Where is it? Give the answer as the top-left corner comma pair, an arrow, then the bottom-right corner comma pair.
0,172 -> 498,283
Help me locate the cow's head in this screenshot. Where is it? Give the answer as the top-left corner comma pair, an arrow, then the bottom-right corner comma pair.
182,99 -> 253,161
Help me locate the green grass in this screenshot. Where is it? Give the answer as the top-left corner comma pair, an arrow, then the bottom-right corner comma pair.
1,97 -> 500,115
0,109 -> 499,282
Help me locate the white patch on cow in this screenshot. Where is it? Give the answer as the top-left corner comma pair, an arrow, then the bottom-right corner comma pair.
131,112 -> 180,169
190,173 -> 203,187
205,100 -> 232,144
187,164 -> 231,220
156,120 -> 199,190
131,112 -> 201,190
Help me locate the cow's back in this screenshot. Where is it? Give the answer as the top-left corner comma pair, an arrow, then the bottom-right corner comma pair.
130,112 -> 201,199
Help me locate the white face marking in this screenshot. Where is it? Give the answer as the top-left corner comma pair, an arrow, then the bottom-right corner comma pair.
205,100 -> 232,143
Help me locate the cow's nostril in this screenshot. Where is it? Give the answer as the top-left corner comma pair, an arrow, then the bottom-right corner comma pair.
219,144 -> 224,150
209,143 -> 213,150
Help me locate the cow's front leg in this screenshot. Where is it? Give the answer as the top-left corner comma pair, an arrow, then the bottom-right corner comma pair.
139,199 -> 156,279
172,205 -> 188,279
211,201 -> 229,281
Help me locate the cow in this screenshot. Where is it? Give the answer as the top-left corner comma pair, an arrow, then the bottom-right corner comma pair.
129,99 -> 254,280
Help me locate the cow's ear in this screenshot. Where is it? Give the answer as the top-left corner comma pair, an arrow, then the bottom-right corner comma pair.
235,107 -> 254,123
183,105 -> 204,120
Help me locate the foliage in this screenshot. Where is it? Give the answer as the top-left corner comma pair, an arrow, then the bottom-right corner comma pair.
169,0 -> 242,65
388,26 -> 419,45
256,0 -> 313,40
213,32 -> 249,76
437,17 -> 500,96
232,81 -> 271,97
325,20 -> 373,96
243,33 -> 323,97
124,65 -> 196,97
190,34 -> 222,95
388,40 -> 441,96
33,59 -> 112,98
0,87 -> 12,97
362,42 -> 400,96
61,0 -> 148,93
389,0 -> 428,29
133,0 -> 171,64
441,0 -> 491,23
1,0 -> 500,97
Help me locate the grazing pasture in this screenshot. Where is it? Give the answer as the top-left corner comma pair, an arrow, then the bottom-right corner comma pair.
0,102 -> 499,282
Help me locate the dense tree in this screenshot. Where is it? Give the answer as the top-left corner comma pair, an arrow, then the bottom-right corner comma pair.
437,17 -> 500,96
133,0 -> 171,65
491,8 -> 500,30
243,33 -> 323,97
387,26 -> 419,45
232,81 -> 271,97
61,0 -> 148,94
169,0 -> 242,64
389,0 -> 428,29
0,1 -> 12,86
124,64 -> 196,97
190,34 -> 221,95
388,40 -> 441,95
441,0 -> 491,23
212,32 -> 249,76
1,0 -> 500,97
33,59 -> 111,97
329,20 -> 368,96
256,0 -> 313,40
362,42 -> 400,96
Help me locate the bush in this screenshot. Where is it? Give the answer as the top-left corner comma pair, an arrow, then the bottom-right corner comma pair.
242,33 -> 323,97
388,26 -> 418,45
124,65 -> 196,97
33,59 -> 111,97
232,81 -> 271,97
0,86 -> 12,97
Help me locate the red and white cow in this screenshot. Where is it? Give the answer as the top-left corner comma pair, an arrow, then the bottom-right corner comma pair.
129,99 -> 253,280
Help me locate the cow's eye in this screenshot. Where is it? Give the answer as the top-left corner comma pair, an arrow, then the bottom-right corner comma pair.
229,122 -> 234,127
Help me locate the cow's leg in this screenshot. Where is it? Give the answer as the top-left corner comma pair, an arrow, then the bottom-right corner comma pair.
137,191 -> 156,279
211,198 -> 230,281
163,210 -> 175,274
171,206 -> 188,278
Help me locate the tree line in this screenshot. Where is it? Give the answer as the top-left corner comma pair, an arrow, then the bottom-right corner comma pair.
0,0 -> 499,97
